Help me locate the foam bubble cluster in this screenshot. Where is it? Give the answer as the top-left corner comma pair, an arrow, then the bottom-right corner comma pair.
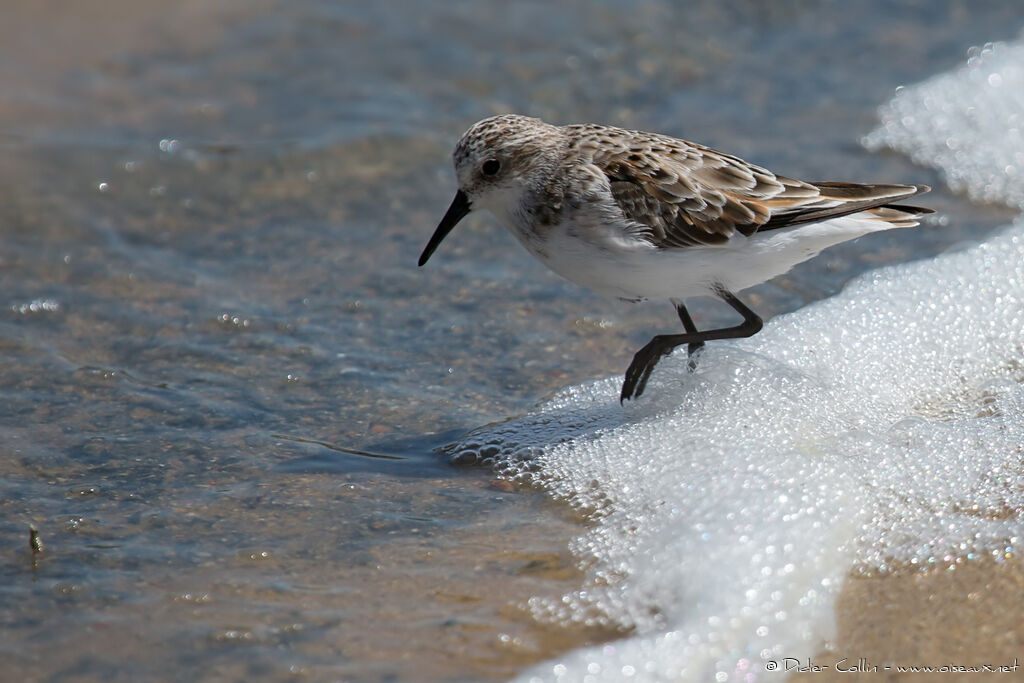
864,39 -> 1024,210
450,38 -> 1024,683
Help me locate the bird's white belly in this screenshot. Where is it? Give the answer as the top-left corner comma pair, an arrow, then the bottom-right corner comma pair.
509,214 -> 890,301
533,230 -> 720,300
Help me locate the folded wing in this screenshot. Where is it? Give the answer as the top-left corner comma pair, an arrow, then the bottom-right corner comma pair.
572,125 -> 931,249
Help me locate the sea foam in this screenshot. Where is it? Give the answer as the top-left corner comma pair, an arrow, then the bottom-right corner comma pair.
450,38 -> 1024,682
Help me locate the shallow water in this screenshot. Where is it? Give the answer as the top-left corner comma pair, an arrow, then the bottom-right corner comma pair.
0,2 -> 1022,681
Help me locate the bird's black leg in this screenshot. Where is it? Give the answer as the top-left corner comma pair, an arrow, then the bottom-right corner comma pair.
620,288 -> 763,403
674,302 -> 704,371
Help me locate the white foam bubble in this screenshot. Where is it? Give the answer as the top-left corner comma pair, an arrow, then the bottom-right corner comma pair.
450,38 -> 1024,683
864,38 -> 1024,210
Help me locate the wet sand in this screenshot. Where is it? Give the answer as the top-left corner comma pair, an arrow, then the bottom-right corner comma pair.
793,559 -> 1023,682
4,475 -> 620,681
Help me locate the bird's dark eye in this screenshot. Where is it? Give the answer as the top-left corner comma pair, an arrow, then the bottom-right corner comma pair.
481,159 -> 500,176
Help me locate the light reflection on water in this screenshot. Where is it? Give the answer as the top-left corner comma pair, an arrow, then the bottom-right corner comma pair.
0,1 -> 1021,679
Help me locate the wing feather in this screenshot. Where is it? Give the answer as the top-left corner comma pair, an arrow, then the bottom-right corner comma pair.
568,125 -> 930,249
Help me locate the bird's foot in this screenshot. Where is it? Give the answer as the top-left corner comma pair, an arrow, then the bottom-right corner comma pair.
620,337 -> 674,403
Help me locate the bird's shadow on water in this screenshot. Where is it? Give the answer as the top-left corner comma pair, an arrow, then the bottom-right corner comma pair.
269,428 -> 470,477
269,348 -> 786,484
271,385 -> 631,484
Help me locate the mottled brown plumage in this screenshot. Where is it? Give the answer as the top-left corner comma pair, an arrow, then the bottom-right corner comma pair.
566,123 -> 929,247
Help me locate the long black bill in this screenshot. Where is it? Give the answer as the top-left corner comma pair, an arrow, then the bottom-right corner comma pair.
418,190 -> 471,266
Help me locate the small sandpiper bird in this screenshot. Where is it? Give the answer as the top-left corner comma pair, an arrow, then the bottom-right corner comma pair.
419,114 -> 932,402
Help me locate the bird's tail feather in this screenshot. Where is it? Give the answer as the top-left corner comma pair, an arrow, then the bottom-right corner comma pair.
865,202 -> 935,229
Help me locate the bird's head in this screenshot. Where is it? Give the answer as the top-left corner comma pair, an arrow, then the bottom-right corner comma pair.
418,114 -> 561,266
